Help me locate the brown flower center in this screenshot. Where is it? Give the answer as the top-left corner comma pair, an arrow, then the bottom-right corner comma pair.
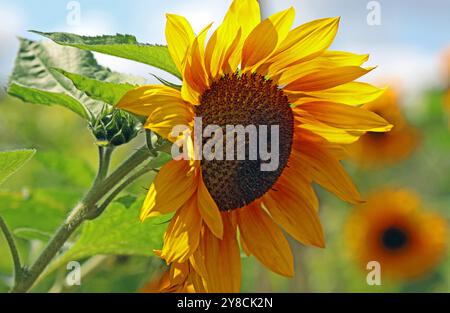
195,73 -> 294,211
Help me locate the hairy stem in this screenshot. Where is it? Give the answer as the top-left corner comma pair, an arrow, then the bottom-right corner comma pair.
11,204 -> 86,292
0,217 -> 23,285
88,166 -> 152,220
94,145 -> 114,184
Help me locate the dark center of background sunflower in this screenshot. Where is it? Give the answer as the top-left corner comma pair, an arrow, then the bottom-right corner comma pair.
381,226 -> 409,251
195,73 -> 294,211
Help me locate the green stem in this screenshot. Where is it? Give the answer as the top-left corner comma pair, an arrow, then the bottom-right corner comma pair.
0,217 -> 23,285
11,205 -> 86,293
10,145 -> 153,293
93,145 -> 114,186
88,166 -> 152,220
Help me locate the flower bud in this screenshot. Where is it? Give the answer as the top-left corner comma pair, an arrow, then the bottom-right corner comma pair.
89,107 -> 140,146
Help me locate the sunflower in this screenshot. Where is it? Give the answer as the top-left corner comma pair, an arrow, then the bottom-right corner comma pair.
345,188 -> 447,281
117,0 -> 392,292
347,87 -> 419,168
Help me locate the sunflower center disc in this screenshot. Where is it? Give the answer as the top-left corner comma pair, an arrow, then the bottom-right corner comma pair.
381,226 -> 409,250
195,73 -> 294,211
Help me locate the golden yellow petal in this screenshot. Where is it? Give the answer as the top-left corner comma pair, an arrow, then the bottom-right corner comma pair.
225,0 -> 261,70
237,203 -> 294,277
285,66 -> 375,92
295,110 -> 364,144
275,51 -> 369,85
297,102 -> 393,132
197,172 -> 224,239
319,50 -> 369,66
140,160 -> 199,220
293,139 -> 362,204
288,82 -> 386,106
166,14 -> 195,73
181,23 -> 212,104
116,84 -> 183,115
205,0 -> 260,78
263,17 -> 340,76
161,195 -> 202,263
263,176 -> 325,248
116,85 -> 194,142
192,219 -> 241,292
241,7 -> 295,72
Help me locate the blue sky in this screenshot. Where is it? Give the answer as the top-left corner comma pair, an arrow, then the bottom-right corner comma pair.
1,0 -> 449,96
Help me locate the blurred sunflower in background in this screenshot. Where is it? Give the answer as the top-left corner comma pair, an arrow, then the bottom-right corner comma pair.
117,0 -> 392,292
345,188 -> 447,281
347,88 -> 420,168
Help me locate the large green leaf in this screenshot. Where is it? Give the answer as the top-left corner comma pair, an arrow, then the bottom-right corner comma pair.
48,197 -> 169,270
8,38 -> 145,118
54,69 -> 136,106
32,32 -> 181,79
8,83 -> 89,119
0,149 -> 36,186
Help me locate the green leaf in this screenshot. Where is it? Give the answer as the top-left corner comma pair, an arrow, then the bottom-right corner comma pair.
8,83 -> 90,119
54,69 -> 136,106
32,32 -> 181,79
0,149 -> 36,186
151,74 -> 181,90
8,38 -> 145,118
49,197 -> 168,269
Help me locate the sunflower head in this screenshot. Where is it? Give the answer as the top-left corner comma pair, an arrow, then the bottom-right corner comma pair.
116,0 -> 393,292
345,188 -> 447,281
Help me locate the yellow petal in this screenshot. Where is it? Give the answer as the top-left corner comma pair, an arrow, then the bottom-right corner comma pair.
262,177 -> 325,248
205,0 -> 260,78
288,82 -> 386,106
241,7 -> 295,71
295,110 -> 363,144
294,139 -> 362,204
298,102 -> 393,132
116,85 -> 183,116
166,14 -> 195,73
265,17 -> 340,76
197,172 -> 224,239
161,195 -> 202,263
140,160 -> 198,220
205,29 -> 242,79
276,51 -> 369,85
192,220 -> 241,292
225,0 -> 261,70
318,50 -> 369,66
285,66 -> 374,92
181,23 -> 212,104
237,203 -> 294,277
116,85 -> 194,142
